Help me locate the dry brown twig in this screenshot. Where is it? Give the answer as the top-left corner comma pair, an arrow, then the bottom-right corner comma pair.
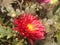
17,0 -> 24,11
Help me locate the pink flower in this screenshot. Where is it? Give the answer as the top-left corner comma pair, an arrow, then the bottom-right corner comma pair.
12,13 -> 44,45
37,0 -> 50,4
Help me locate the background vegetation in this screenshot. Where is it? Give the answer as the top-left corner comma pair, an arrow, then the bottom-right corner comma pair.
0,0 -> 60,45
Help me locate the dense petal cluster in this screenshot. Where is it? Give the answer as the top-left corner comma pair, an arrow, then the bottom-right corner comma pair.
13,13 -> 44,45
37,0 -> 50,4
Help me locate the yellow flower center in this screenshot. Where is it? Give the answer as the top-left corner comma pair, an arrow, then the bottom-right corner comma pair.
27,24 -> 33,31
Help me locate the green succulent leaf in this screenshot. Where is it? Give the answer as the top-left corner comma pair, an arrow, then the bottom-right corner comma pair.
55,32 -> 60,45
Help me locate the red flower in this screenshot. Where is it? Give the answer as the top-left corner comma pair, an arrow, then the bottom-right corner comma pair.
12,13 -> 44,45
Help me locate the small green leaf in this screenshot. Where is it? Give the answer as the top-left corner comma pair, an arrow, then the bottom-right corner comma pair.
53,4 -> 60,14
